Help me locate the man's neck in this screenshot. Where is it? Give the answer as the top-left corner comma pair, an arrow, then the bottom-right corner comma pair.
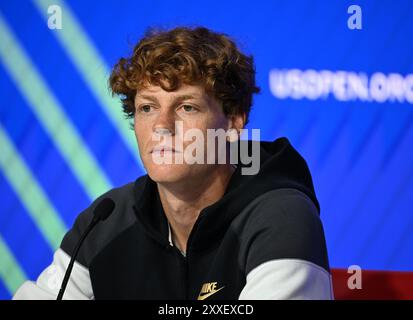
157,164 -> 235,254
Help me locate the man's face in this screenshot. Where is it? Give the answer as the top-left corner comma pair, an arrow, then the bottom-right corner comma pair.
134,84 -> 236,185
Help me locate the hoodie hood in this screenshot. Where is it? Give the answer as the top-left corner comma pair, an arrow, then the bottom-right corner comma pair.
133,137 -> 319,253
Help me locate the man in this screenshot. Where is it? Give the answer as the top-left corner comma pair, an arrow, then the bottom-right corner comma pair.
13,26 -> 333,299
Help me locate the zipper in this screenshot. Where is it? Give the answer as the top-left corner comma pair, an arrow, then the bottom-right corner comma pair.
183,254 -> 189,299
171,246 -> 188,299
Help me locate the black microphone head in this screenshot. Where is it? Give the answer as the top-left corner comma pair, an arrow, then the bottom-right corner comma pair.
93,198 -> 115,222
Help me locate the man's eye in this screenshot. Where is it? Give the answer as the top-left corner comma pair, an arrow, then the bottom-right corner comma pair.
139,105 -> 152,113
181,104 -> 197,112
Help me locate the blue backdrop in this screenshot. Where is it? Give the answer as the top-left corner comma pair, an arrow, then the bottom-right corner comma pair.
0,0 -> 412,299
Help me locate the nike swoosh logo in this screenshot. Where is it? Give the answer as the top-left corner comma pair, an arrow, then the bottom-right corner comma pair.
197,286 -> 225,300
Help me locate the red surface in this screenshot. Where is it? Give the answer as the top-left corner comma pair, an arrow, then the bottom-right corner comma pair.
331,269 -> 413,300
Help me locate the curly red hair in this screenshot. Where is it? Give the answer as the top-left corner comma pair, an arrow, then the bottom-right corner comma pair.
109,26 -> 260,125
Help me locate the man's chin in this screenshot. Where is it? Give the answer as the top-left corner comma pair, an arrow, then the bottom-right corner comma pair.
146,164 -> 190,184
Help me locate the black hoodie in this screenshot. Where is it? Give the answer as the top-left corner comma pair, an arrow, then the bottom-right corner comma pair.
13,137 -> 333,300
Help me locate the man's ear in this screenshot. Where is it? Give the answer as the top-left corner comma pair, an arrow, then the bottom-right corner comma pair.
227,112 -> 246,140
227,113 -> 246,142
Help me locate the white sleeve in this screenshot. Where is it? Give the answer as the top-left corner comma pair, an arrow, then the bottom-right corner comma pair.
13,248 -> 94,300
238,259 -> 334,300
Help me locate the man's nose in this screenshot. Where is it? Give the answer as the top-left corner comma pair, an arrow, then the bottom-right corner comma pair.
152,109 -> 175,136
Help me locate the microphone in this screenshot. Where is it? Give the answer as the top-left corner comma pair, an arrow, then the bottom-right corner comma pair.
56,198 -> 115,300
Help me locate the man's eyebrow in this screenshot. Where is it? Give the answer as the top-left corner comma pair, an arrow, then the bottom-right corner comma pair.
135,94 -> 202,103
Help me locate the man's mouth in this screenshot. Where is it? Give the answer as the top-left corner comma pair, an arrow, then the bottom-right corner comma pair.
150,145 -> 181,154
